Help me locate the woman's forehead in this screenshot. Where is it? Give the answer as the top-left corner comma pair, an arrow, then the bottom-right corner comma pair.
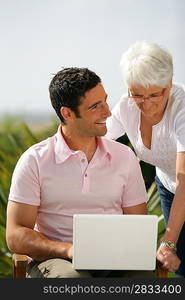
129,85 -> 163,94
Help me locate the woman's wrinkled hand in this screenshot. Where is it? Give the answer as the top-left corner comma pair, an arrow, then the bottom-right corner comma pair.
156,244 -> 180,273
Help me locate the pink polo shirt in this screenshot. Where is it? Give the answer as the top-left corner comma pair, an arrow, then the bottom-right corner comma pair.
9,125 -> 148,243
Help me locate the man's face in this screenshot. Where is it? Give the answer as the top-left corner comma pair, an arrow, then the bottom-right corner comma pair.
72,83 -> 111,137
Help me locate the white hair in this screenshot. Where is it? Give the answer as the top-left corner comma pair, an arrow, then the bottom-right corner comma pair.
120,40 -> 173,88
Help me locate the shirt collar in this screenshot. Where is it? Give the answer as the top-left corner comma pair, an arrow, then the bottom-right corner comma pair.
96,136 -> 112,161
54,125 -> 76,164
54,125 -> 112,164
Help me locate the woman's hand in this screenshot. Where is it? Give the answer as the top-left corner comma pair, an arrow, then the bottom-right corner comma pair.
156,244 -> 180,272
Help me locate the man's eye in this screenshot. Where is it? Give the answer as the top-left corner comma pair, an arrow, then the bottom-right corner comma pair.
91,104 -> 98,110
91,103 -> 101,110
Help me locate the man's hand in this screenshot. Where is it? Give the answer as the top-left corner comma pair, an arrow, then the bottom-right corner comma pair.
67,244 -> 73,260
156,244 -> 180,272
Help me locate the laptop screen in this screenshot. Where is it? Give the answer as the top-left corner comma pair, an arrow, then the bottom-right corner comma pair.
72,214 -> 158,270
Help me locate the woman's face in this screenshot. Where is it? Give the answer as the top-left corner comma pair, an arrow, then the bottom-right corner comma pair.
128,82 -> 172,118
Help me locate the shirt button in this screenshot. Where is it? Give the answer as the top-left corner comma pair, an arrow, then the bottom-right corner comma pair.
85,173 -> 87,177
81,159 -> 86,163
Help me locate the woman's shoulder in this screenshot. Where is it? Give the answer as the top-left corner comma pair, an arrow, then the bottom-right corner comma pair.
169,82 -> 185,110
171,82 -> 185,98
112,92 -> 138,113
168,82 -> 185,124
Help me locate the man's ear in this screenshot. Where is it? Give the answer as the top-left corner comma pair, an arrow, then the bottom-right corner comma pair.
60,107 -> 74,122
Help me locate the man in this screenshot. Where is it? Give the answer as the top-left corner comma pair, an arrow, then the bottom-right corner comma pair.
6,67 -> 150,278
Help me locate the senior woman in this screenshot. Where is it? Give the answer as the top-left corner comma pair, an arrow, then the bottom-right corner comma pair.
106,40 -> 185,277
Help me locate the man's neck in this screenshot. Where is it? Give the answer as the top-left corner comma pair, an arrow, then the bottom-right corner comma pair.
61,126 -> 97,162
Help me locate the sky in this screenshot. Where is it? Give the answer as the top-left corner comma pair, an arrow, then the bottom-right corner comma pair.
1,0 -> 185,118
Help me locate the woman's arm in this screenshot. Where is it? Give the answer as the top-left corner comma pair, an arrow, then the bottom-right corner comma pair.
156,152 -> 185,272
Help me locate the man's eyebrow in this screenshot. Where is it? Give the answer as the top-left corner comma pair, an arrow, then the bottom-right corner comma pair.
88,94 -> 108,109
88,100 -> 102,109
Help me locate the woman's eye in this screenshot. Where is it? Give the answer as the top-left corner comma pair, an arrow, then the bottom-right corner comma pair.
151,94 -> 159,97
134,95 -> 142,98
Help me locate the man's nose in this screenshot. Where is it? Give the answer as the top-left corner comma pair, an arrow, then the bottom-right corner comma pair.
103,103 -> 112,117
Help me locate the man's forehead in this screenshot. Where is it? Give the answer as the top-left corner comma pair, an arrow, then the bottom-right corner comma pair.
80,84 -> 107,104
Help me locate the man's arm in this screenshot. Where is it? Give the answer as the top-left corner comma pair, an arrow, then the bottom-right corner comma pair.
6,201 -> 73,261
123,202 -> 147,215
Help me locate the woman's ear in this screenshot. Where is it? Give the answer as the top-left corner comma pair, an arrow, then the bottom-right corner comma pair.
168,78 -> 172,89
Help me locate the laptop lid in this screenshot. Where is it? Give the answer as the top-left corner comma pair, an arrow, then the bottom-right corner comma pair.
72,214 -> 158,270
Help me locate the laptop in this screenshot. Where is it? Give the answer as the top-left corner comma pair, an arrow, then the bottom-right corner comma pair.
72,214 -> 158,270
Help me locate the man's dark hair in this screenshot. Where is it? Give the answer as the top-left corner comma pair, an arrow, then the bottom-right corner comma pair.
49,67 -> 101,124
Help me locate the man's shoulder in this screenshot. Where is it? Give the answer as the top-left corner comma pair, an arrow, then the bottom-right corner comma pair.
102,136 -> 134,154
20,135 -> 55,161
